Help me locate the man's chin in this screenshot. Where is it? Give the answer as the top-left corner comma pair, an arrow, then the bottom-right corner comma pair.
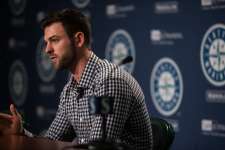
52,64 -> 60,70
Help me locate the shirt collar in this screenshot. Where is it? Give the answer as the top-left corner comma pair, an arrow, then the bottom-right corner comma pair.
70,51 -> 99,89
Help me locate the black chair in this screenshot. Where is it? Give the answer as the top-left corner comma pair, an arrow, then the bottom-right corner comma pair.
151,117 -> 175,150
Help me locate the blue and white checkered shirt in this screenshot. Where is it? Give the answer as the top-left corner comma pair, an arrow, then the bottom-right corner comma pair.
41,52 -> 153,149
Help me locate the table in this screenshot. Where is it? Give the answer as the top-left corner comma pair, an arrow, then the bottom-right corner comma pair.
0,135 -> 79,150
0,135 -> 133,150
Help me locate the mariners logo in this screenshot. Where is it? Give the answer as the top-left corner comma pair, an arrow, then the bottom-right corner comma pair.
8,60 -> 28,107
71,0 -> 90,8
36,37 -> 56,82
150,58 -> 183,116
105,29 -> 135,73
9,0 -> 26,16
200,24 -> 225,86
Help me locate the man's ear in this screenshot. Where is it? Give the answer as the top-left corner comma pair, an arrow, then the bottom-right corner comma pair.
74,32 -> 85,47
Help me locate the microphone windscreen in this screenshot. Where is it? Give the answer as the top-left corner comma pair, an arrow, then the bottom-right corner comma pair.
119,56 -> 133,65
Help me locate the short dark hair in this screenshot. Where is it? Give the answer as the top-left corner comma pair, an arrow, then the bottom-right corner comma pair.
41,8 -> 91,47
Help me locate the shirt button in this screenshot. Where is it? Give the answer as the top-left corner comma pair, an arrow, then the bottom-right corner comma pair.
81,138 -> 84,143
80,117 -> 83,122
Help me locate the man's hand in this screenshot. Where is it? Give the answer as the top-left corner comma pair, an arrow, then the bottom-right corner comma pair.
0,104 -> 23,135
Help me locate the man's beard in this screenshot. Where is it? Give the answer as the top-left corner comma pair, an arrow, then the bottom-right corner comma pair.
57,44 -> 76,71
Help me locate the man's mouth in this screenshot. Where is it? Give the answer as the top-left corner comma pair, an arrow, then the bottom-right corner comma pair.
50,56 -> 57,62
50,56 -> 56,60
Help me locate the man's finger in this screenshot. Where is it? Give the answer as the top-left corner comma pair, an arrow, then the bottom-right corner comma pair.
0,113 -> 12,120
11,105 -> 22,121
10,104 -> 17,116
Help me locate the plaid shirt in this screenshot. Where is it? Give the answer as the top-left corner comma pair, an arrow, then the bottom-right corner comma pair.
43,52 -> 153,150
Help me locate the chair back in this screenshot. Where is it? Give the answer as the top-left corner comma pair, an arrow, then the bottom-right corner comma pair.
151,117 -> 175,150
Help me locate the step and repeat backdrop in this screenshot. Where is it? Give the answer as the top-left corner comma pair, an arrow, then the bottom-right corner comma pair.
1,0 -> 225,149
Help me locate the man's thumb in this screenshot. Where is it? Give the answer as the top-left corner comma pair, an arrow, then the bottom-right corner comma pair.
10,104 -> 17,116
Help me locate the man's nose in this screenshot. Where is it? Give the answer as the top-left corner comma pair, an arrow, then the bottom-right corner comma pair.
45,43 -> 53,54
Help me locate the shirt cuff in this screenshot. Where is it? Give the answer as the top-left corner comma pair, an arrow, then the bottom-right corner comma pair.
23,129 -> 34,137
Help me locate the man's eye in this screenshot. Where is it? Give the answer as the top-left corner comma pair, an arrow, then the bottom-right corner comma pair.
51,38 -> 59,42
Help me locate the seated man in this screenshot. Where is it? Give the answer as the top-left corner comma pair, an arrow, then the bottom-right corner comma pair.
0,8 -> 153,150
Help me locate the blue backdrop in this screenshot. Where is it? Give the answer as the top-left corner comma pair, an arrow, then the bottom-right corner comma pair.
1,0 -> 225,149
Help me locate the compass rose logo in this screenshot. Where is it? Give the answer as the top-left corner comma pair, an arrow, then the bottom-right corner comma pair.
150,58 -> 183,116
71,0 -> 90,8
8,60 -> 28,106
200,24 -> 225,86
9,0 -> 26,16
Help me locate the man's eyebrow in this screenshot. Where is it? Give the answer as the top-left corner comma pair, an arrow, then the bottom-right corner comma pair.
45,35 -> 59,42
50,35 -> 60,40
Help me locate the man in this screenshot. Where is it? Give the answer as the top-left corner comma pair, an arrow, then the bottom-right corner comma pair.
0,9 -> 153,150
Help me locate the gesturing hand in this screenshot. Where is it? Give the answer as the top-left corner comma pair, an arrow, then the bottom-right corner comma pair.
0,104 -> 23,135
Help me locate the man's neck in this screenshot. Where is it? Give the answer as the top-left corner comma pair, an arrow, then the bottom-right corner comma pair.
71,49 -> 91,83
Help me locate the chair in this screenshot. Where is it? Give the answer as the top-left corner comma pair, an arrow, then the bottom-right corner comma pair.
151,117 -> 175,150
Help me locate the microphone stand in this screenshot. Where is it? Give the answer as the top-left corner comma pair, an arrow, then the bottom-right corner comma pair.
102,114 -> 107,141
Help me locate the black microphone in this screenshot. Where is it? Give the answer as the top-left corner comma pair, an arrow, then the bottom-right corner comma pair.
77,87 -> 84,99
118,56 -> 133,66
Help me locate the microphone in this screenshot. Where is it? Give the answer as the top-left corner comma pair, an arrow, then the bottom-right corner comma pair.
77,87 -> 84,99
118,56 -> 133,66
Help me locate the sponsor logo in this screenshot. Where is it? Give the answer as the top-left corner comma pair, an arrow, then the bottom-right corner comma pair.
9,0 -> 26,16
36,105 -> 56,119
201,0 -> 225,10
71,0 -> 90,8
36,11 -> 46,23
8,37 -> 27,49
150,58 -> 183,116
201,119 -> 225,137
8,60 -> 28,107
206,90 -> 225,103
105,29 -> 135,73
36,37 -> 56,82
200,24 -> 225,86
150,29 -> 183,45
201,0 -> 213,6
39,84 -> 55,94
106,4 -> 135,18
154,1 -> 179,14
202,119 -> 213,131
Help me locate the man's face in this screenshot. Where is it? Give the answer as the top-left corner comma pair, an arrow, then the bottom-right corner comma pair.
43,22 -> 75,70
